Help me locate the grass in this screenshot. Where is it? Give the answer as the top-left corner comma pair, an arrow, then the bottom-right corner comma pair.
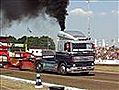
95,65 -> 119,73
0,78 -> 48,90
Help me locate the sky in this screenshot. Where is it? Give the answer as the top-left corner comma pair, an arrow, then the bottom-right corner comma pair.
67,0 -> 119,42
1,0 -> 119,44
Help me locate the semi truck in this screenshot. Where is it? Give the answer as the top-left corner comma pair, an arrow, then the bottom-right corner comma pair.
37,31 -> 95,74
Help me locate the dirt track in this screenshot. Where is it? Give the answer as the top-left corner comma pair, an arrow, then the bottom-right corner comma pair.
1,68 -> 119,90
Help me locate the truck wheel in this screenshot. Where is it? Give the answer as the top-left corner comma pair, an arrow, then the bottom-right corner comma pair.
36,63 -> 43,73
0,63 -> 3,68
58,63 -> 67,75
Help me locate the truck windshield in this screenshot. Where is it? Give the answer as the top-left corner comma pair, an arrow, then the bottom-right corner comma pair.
72,43 -> 93,49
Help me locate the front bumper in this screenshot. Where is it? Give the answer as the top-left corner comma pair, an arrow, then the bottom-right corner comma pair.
67,66 -> 94,73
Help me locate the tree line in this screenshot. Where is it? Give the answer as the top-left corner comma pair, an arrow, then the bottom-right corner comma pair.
9,36 -> 55,50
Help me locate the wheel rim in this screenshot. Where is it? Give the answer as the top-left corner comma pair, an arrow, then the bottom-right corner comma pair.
36,64 -> 42,72
60,64 -> 67,74
37,64 -> 41,69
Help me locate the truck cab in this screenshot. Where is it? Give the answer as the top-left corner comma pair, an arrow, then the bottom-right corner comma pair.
56,31 -> 95,74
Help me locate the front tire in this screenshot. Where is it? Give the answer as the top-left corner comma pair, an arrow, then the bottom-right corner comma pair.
58,63 -> 67,75
0,63 -> 3,68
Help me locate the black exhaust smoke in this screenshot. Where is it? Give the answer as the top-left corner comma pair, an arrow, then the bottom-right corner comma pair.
0,0 -> 69,31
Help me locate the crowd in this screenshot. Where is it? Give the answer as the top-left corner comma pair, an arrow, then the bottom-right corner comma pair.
95,46 -> 119,60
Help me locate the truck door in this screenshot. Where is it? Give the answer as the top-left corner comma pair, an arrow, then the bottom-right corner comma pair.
42,57 -> 58,72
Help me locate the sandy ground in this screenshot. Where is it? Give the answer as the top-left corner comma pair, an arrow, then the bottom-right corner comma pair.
0,78 -> 48,90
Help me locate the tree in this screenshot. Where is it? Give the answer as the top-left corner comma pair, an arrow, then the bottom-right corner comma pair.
27,36 -> 55,50
39,36 -> 55,50
27,36 -> 39,49
8,35 -> 55,50
17,36 -> 27,43
9,36 -> 17,43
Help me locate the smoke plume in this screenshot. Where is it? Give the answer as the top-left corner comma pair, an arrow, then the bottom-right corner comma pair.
0,0 -> 69,31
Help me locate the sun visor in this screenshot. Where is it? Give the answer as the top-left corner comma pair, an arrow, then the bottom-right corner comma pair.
57,31 -> 87,41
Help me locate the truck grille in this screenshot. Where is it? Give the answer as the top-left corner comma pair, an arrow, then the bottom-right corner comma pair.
75,61 -> 93,67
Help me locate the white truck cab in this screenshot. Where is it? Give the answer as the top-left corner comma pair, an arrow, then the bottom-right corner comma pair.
57,31 -> 95,53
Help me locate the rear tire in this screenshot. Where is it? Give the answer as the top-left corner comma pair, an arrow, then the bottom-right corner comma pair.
58,63 -> 67,75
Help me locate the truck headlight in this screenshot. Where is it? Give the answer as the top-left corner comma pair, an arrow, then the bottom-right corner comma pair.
73,64 -> 76,67
92,63 -> 94,65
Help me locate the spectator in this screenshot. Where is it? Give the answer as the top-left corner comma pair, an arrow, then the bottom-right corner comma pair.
95,46 -> 119,60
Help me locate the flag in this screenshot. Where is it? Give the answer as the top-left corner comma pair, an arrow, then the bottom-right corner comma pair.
27,27 -> 32,33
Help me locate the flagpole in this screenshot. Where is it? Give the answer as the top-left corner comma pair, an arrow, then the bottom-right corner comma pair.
25,36 -> 28,52
25,27 -> 31,52
25,27 -> 33,51
0,15 -> 2,36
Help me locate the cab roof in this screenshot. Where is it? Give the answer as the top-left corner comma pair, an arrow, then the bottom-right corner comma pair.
63,31 -> 86,38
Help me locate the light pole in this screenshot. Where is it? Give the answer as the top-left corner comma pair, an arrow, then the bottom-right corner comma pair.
86,0 -> 91,39
0,14 -> 2,36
